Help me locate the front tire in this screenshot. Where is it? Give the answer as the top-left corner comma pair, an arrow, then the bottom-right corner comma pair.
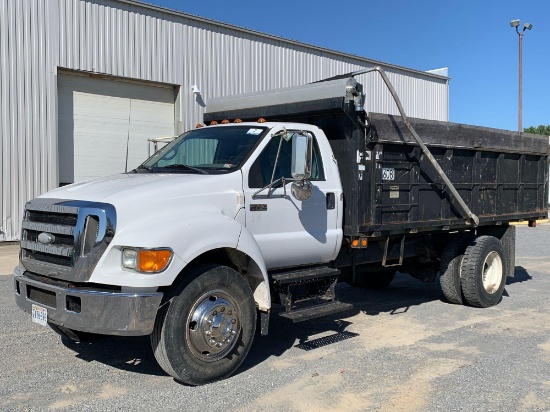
460,236 -> 507,308
151,265 -> 256,385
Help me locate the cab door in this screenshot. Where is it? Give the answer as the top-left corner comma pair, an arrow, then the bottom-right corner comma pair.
242,128 -> 341,269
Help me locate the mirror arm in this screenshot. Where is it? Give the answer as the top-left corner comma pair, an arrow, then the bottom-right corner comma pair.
252,177 -> 304,199
269,136 -> 284,187
252,177 -> 285,199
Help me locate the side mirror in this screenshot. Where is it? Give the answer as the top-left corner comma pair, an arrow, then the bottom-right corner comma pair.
290,133 -> 313,201
290,133 -> 312,180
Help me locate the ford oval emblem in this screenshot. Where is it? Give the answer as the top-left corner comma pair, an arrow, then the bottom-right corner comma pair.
38,232 -> 56,245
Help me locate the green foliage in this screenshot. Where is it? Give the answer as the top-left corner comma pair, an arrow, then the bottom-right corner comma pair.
524,125 -> 550,136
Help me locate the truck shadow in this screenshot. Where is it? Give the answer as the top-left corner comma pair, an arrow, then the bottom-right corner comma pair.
59,266 -> 533,381
60,335 -> 166,377
506,266 -> 532,284
240,265 -> 534,375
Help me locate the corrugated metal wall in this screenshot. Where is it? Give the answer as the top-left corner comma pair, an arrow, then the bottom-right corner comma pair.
0,0 -> 449,241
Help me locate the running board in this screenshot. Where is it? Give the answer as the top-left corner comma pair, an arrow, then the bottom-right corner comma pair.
271,266 -> 340,285
278,301 -> 353,323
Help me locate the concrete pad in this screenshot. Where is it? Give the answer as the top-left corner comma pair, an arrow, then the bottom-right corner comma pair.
0,242 -> 19,276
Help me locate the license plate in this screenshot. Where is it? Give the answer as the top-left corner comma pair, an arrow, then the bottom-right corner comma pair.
31,304 -> 48,326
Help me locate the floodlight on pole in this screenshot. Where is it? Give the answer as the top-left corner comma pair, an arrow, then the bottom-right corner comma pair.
510,19 -> 533,132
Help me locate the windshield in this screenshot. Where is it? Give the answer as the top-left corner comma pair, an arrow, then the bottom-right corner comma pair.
138,125 -> 267,174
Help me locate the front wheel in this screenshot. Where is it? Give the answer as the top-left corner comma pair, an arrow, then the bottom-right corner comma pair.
151,265 -> 256,385
460,236 -> 507,308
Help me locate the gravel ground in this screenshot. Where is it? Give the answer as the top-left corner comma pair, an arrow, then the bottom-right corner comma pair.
1,225 -> 550,411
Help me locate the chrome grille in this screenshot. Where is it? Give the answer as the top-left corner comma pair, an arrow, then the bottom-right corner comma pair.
26,210 -> 78,226
20,198 -> 116,282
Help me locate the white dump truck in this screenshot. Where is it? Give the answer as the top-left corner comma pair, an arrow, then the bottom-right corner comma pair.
14,68 -> 548,385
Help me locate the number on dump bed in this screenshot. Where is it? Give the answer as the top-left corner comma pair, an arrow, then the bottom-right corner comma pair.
382,168 -> 395,181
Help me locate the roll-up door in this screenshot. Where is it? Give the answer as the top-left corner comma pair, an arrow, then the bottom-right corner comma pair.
58,74 -> 176,184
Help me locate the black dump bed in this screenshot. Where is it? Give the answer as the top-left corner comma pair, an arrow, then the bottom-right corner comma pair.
205,77 -> 549,238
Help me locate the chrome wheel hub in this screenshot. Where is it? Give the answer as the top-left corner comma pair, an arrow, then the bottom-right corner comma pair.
482,251 -> 503,294
186,290 -> 241,362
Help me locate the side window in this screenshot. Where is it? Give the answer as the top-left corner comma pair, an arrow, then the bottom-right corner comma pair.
248,132 -> 325,188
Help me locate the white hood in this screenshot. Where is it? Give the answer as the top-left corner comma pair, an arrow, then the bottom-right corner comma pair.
40,172 -> 244,225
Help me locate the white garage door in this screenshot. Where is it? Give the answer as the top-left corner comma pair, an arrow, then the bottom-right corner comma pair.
58,74 -> 176,184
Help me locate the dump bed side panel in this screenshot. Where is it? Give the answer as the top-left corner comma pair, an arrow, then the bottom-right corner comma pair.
358,113 -> 548,236
362,139 -> 547,236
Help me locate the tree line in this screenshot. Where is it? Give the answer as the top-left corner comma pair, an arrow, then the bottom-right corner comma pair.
524,125 -> 550,135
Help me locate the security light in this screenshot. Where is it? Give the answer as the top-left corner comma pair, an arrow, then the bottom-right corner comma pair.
524,23 -> 533,30
510,19 -> 520,27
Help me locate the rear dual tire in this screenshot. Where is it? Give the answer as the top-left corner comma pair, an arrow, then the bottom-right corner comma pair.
460,236 -> 507,308
439,236 -> 471,304
439,235 -> 507,308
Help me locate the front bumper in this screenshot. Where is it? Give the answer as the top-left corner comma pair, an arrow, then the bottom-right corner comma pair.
14,267 -> 163,336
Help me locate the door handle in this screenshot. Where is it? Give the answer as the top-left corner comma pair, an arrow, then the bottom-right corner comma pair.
326,192 -> 336,210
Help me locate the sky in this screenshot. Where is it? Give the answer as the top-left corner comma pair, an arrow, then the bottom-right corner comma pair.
148,0 -> 548,132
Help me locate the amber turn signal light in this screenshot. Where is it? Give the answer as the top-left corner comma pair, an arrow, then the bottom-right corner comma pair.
138,249 -> 172,273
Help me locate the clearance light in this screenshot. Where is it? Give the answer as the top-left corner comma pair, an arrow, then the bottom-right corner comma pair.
361,239 -> 368,247
196,123 -> 204,128
210,121 -> 218,126
221,119 -> 230,124
234,118 -> 242,123
121,248 -> 172,273
257,118 -> 266,123
351,239 -> 359,248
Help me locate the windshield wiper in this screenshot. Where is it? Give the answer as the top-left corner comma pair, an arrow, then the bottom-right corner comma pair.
133,164 -> 152,172
155,164 -> 208,174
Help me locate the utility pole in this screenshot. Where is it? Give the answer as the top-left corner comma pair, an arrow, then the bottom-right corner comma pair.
510,19 -> 533,133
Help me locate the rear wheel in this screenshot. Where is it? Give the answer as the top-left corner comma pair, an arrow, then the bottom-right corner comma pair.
439,236 -> 470,304
151,264 -> 256,385
460,236 -> 507,308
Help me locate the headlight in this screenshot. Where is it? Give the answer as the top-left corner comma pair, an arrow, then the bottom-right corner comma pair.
121,248 -> 172,273
122,248 -> 138,269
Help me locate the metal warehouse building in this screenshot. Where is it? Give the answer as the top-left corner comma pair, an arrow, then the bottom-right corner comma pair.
0,0 -> 450,242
